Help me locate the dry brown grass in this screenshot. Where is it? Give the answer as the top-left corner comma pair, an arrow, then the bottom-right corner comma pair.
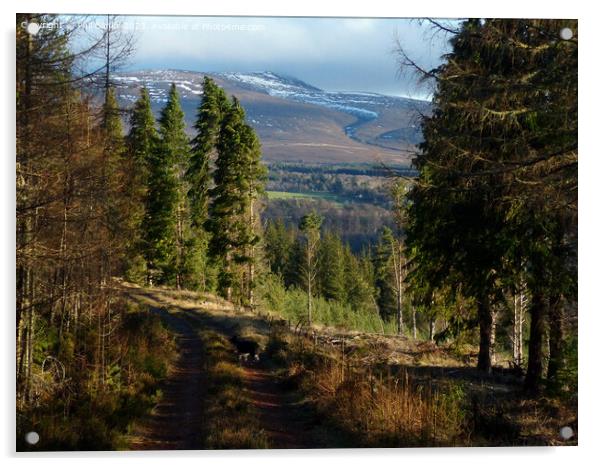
271,331 -> 468,447
313,364 -> 466,446
200,330 -> 269,449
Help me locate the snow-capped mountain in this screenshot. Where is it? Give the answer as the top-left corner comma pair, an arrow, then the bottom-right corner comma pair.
217,72 -> 380,120
113,69 -> 429,164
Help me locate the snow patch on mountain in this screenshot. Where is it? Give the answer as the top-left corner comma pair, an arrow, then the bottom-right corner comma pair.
217,72 -> 383,120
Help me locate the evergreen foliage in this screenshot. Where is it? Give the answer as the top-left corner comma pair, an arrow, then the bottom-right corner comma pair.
206,97 -> 267,302
404,19 -> 577,389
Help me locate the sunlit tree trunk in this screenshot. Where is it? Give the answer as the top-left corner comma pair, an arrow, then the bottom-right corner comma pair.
512,284 -> 527,368
477,295 -> 493,373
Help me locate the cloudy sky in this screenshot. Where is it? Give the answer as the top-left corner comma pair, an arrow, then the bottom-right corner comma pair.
86,16 -> 455,99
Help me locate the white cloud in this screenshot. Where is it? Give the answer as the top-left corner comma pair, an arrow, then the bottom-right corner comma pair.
78,15 -> 450,95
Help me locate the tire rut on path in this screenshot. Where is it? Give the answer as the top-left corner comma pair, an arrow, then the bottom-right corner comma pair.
242,363 -> 316,449
128,308 -> 205,450
183,306 -> 319,449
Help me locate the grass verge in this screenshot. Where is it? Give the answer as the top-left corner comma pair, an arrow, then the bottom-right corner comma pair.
198,330 -> 269,449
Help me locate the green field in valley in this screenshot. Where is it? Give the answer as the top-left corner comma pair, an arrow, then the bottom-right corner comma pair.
266,190 -> 344,203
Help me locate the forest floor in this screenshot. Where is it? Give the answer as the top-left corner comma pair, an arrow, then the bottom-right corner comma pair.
120,282 -> 577,449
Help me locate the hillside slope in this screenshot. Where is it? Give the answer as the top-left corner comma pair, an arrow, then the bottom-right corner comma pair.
114,70 -> 429,164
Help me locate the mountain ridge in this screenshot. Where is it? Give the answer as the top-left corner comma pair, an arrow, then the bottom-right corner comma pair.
114,69 -> 429,164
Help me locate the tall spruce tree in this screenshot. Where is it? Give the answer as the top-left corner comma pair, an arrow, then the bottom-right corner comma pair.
373,228 -> 398,321
264,219 -> 295,278
317,232 -> 346,302
207,97 -> 266,303
238,119 -> 267,305
158,84 -> 195,288
124,87 -> 158,282
343,244 -> 374,313
406,19 -> 517,373
127,87 -> 157,180
188,77 -> 230,228
142,85 -> 181,284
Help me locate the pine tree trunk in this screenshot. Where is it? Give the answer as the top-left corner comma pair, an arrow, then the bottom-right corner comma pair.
16,15 -> 34,406
176,201 -> 183,290
548,293 -> 565,381
396,287 -> 403,336
512,292 -> 526,367
224,251 -> 232,302
412,306 -> 417,339
477,296 -> 493,373
248,259 -> 254,307
525,290 -> 546,392
25,303 -> 35,403
248,199 -> 255,307
429,317 -> 435,341
307,245 -> 312,326
518,295 -> 524,367
490,310 -> 497,366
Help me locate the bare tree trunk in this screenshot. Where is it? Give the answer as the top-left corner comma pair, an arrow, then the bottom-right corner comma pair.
477,295 -> 493,374
412,306 -> 417,339
225,252 -> 232,302
25,302 -> 35,403
514,285 -> 527,367
176,201 -> 183,290
429,317 -> 435,341
548,293 -> 565,381
396,287 -> 403,336
518,294 -> 524,366
512,292 -> 525,367
248,199 -> 255,307
490,310 -> 497,366
525,290 -> 546,393
391,241 -> 404,335
307,245 -> 312,326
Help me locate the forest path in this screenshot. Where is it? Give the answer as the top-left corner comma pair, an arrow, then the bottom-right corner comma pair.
123,284 -> 318,450
238,362 -> 316,449
126,304 -> 205,450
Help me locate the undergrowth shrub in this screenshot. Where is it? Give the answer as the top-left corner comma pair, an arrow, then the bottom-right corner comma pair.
268,331 -> 468,447
17,303 -> 176,451
257,274 -> 387,333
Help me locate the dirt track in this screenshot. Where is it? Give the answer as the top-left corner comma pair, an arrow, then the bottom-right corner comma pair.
128,308 -> 205,450
125,285 -> 317,450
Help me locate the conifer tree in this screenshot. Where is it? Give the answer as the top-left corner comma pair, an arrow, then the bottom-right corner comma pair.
264,219 -> 295,277
299,212 -> 322,325
404,19 -> 577,386
100,86 -> 128,277
156,84 -> 195,288
142,86 -> 181,284
343,244 -> 374,313
127,87 -> 157,180
238,121 -> 267,305
207,97 -> 266,303
317,232 -> 346,302
125,87 -> 158,282
373,227 -> 399,321
188,77 -> 230,228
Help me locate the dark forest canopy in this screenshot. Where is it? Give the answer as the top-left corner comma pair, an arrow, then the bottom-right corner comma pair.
403,18 -> 577,392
